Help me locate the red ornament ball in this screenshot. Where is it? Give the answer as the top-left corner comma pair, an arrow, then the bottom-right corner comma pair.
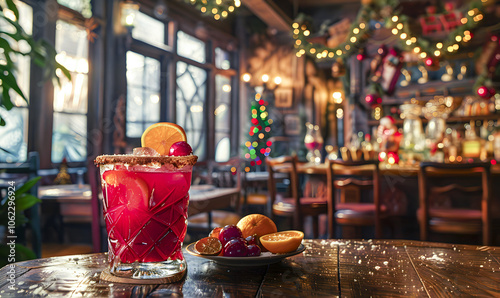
477,86 -> 491,98
365,94 -> 381,105
425,57 -> 434,66
365,94 -> 375,104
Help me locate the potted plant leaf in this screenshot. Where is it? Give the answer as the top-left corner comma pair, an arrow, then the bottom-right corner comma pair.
0,176 -> 41,267
0,0 -> 70,127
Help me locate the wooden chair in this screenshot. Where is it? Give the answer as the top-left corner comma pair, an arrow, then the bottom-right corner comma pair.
417,162 -> 491,246
0,152 -> 41,257
266,155 -> 328,238
241,169 -> 269,216
188,157 -> 242,231
325,159 -> 384,239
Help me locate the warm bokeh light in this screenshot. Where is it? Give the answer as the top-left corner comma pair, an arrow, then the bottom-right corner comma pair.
242,73 -> 251,82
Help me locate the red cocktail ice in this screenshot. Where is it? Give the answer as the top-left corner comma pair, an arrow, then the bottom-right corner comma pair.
95,153 -> 197,281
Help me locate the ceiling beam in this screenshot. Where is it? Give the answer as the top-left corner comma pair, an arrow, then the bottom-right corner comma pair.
242,0 -> 292,32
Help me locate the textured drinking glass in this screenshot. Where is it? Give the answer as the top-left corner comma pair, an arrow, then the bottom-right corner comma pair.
95,154 -> 197,281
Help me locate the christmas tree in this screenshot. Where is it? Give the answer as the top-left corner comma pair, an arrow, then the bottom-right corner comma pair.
244,88 -> 273,170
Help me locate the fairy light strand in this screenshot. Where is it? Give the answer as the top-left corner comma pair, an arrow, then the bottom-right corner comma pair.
292,0 -> 485,61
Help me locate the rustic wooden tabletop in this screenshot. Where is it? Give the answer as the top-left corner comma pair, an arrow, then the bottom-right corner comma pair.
1,239 -> 499,297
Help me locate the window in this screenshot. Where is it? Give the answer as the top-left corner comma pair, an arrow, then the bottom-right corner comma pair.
57,0 -> 92,18
132,11 -> 166,48
214,75 -> 232,162
126,51 -> 161,138
215,47 -> 231,70
123,13 -> 237,162
177,31 -> 206,63
176,61 -> 207,160
51,20 -> 88,163
0,0 -> 32,163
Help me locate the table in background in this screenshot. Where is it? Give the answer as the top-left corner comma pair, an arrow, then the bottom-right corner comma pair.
188,185 -> 240,216
38,184 -> 93,243
39,184 -> 92,217
2,239 -> 499,297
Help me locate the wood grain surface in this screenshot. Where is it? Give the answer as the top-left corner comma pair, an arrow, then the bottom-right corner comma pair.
1,239 -> 499,297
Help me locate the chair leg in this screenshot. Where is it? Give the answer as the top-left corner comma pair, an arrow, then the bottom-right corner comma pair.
375,221 -> 382,239
483,223 -> 491,246
419,219 -> 428,241
312,216 -> 319,239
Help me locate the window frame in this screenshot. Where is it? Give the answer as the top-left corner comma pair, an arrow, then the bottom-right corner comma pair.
51,18 -> 90,164
124,7 -> 239,162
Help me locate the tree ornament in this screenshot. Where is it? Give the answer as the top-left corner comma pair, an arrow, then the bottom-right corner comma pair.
356,48 -> 367,61
477,86 -> 493,98
424,56 -> 440,71
365,93 -> 381,106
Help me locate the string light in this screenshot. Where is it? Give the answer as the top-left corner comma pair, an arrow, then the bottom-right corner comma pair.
290,0 -> 484,63
187,0 -> 240,19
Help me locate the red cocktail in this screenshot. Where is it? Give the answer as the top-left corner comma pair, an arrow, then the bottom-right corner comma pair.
95,154 -> 197,281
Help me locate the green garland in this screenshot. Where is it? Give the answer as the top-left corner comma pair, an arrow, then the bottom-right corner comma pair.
183,0 -> 240,20
292,0 -> 486,61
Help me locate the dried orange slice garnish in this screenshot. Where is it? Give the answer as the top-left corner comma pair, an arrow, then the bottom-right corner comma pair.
259,231 -> 304,254
141,122 -> 187,155
195,237 -> 222,256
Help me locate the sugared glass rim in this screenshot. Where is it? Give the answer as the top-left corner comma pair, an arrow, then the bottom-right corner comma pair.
94,154 -> 198,168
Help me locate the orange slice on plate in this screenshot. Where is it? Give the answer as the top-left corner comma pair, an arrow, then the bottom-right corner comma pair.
259,231 -> 304,254
195,237 -> 223,256
141,122 -> 187,155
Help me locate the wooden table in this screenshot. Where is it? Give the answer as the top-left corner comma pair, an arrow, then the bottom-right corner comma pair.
2,239 -> 499,297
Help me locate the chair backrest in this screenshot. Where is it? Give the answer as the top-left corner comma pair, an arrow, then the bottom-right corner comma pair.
265,155 -> 299,207
418,161 -> 491,245
325,159 -> 380,208
418,161 -> 491,216
0,152 -> 41,257
208,157 -> 242,190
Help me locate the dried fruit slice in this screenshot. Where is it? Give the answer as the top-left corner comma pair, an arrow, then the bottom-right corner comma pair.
259,231 -> 304,254
141,122 -> 187,155
195,237 -> 222,256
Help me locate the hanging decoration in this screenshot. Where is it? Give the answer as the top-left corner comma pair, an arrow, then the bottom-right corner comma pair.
292,0 -> 487,62
244,90 -> 273,169
474,34 -> 500,96
184,0 -> 240,20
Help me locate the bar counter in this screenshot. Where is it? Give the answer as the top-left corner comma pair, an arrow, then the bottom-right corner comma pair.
2,239 -> 499,297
